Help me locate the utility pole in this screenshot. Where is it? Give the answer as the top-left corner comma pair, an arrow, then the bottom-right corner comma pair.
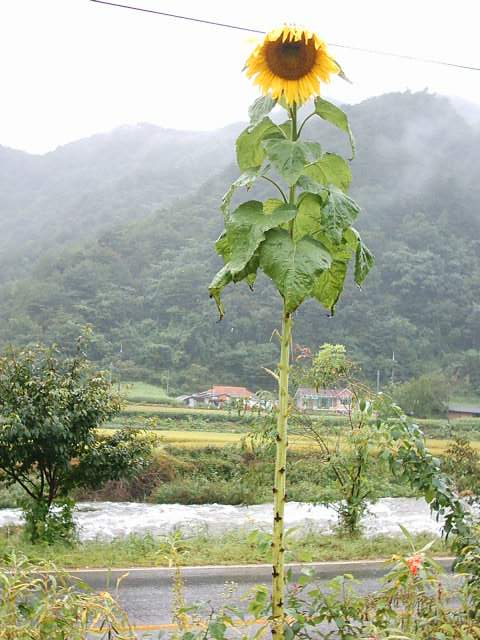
376,369 -> 380,393
391,351 -> 395,385
118,342 -> 123,392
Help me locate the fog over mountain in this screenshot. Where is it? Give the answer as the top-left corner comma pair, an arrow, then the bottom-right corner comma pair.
0,123 -> 240,282
1,91 -> 479,392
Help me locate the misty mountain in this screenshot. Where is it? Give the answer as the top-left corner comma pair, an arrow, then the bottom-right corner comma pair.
0,122 -> 240,282
0,91 -> 479,392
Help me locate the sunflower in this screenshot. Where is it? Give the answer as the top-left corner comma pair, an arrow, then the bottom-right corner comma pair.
245,26 -> 339,107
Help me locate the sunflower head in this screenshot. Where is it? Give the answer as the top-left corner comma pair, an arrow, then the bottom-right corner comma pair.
245,26 -> 339,107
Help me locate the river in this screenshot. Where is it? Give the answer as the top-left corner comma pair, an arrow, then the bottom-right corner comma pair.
0,497 -> 445,540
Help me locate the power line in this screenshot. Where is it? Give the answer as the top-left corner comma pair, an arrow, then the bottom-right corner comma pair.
89,0 -> 480,72
89,0 -> 264,34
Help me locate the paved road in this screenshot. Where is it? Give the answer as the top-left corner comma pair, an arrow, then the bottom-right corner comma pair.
75,558 -> 457,634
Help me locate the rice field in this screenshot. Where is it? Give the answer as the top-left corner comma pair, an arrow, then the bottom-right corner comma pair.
100,426 -> 480,454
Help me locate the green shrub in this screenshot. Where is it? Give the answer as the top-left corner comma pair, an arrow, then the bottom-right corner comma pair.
153,476 -> 265,505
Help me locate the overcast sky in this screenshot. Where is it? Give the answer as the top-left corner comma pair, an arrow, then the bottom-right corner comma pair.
1,0 -> 479,154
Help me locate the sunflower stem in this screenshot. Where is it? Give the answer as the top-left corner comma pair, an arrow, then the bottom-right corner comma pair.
288,103 -> 298,237
290,105 -> 298,141
271,305 -> 292,640
271,102 -> 297,640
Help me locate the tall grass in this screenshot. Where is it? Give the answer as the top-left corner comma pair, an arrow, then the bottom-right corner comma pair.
0,528 -> 448,569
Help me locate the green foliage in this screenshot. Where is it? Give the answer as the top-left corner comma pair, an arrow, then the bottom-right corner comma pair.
210,97 -> 373,318
301,152 -> 352,191
263,138 -> 322,185
139,444 -> 413,507
235,117 -> 281,170
259,229 -> 332,313
292,343 -> 355,390
174,538 -> 480,639
0,341 -> 151,542
314,96 -> 356,158
247,95 -> 277,128
22,498 -> 76,546
442,437 -> 480,499
295,406 -> 378,537
393,372 -> 450,418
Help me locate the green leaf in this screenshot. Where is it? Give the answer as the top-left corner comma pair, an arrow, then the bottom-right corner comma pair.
355,238 -> 375,285
314,97 -> 356,159
215,232 -> 230,261
209,201 -> 296,318
208,265 -> 231,319
322,185 -> 360,242
263,139 -> 315,186
221,167 -> 266,218
301,141 -> 323,163
302,153 -> 352,192
296,175 -> 327,197
263,198 -> 284,214
293,197 -> 359,311
312,260 -> 348,313
259,229 -> 332,313
248,96 -> 277,128
208,254 -> 260,320
293,193 -> 324,242
345,227 -> 375,285
236,118 -> 282,171
227,200 -> 296,275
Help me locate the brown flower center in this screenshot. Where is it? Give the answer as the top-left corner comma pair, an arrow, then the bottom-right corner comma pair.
264,36 -> 317,80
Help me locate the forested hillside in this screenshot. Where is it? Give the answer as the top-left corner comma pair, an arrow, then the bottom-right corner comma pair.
0,123 -> 239,283
1,91 -> 479,393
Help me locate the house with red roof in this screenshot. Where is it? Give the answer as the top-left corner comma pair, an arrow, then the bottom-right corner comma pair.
178,385 -> 254,408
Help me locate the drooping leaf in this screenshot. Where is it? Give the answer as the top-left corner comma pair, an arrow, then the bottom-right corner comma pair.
226,201 -> 296,275
263,139 -> 318,186
344,227 -> 375,285
208,254 -> 260,320
236,118 -> 282,171
314,97 -> 356,159
322,185 -> 361,243
221,167 -> 267,218
302,153 -> 352,192
208,265 -> 231,319
312,261 -> 348,313
355,238 -> 375,285
209,201 -> 297,319
259,228 -> 331,313
248,96 -> 277,128
215,232 -> 230,261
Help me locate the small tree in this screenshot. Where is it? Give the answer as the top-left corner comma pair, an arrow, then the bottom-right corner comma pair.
292,343 -> 356,391
292,344 -> 376,536
0,340 -> 151,543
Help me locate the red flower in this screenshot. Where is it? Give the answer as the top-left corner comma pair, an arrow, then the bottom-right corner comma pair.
406,553 -> 423,576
